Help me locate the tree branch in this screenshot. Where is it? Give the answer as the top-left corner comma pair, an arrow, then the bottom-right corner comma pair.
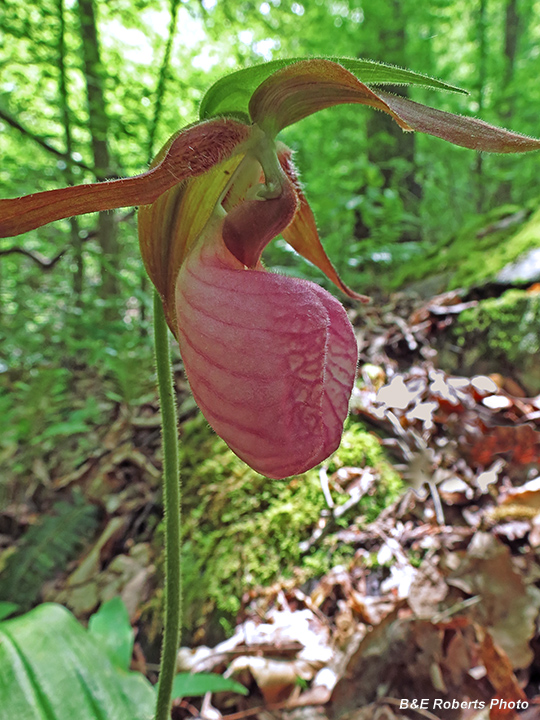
0,107 -> 95,174
0,246 -> 66,269
0,209 -> 135,269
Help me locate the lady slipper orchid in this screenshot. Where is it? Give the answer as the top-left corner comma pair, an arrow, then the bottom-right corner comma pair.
137,119 -> 369,479
2,58 -> 540,479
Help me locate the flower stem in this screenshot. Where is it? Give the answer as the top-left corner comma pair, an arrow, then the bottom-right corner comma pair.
153,290 -> 182,720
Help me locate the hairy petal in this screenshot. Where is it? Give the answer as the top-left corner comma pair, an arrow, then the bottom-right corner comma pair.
175,218 -> 358,479
278,146 -> 370,303
376,90 -> 540,153
0,118 -> 250,238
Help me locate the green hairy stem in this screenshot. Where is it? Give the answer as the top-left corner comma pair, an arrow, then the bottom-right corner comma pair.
153,291 -> 182,720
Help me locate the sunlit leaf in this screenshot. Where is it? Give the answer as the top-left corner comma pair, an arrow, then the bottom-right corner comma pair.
0,603 -> 18,622
0,604 -> 154,720
88,597 -> 133,672
171,672 -> 248,699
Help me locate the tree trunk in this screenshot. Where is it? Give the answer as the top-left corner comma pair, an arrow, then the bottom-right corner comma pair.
56,0 -> 83,304
473,0 -> 488,212
353,0 -> 421,243
140,0 -> 181,333
494,0 -> 520,204
77,0 -> 119,300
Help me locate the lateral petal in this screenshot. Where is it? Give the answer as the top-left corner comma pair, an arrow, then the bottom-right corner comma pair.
0,118 -> 250,238
278,148 -> 370,303
376,90 -> 540,152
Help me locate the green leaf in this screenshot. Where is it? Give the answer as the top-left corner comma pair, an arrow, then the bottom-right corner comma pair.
38,420 -> 89,439
171,672 -> 248,699
88,597 -> 134,672
199,56 -> 466,121
0,602 -> 18,621
0,603 -> 155,720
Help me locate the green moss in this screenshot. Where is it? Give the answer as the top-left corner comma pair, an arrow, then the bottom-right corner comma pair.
173,415 -> 402,640
451,289 -> 540,392
328,421 -> 403,523
392,204 -> 540,291
456,289 -> 540,362
451,207 -> 540,289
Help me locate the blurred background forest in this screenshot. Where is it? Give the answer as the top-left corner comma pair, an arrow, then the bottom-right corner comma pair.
2,0 -> 540,715
2,0 -> 539,479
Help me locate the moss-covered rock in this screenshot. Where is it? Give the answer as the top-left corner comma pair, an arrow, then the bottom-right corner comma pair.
174,415 -> 402,642
451,289 -> 540,392
393,204 -> 540,292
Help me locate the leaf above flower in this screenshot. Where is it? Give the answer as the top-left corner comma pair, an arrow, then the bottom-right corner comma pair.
1,59 -> 539,241
249,59 -> 540,153
199,55 -> 467,122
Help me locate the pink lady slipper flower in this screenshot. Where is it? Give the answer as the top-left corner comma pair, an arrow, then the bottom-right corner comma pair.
2,59 -> 540,478
145,132 -> 364,479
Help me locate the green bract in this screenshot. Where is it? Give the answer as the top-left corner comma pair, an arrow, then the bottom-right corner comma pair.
199,55 -> 467,121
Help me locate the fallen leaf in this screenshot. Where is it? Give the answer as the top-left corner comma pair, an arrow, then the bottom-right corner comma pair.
447,533 -> 540,668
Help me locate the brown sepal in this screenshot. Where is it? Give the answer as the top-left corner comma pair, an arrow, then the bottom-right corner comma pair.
279,147 -> 370,303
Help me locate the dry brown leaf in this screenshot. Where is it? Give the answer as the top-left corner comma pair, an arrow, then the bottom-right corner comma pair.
447,533 -> 540,668
228,655 -> 305,703
499,476 -> 540,510
407,559 -> 448,619
349,591 -> 399,626
475,626 -> 525,720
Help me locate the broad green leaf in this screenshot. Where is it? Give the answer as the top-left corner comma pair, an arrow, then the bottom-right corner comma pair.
171,672 -> 248,699
0,603 -> 155,720
199,55 -> 466,121
0,602 -> 18,621
88,597 -> 133,672
39,420 -> 89,438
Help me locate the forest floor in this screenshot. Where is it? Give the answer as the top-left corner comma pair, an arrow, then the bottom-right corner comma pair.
3,283 -> 540,720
